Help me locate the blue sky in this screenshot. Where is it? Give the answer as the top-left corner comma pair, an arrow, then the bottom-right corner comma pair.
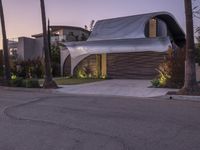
0,0 -> 192,40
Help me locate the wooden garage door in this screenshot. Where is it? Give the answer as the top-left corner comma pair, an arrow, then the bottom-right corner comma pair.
107,52 -> 166,79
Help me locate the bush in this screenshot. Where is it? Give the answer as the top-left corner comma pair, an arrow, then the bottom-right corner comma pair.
11,57 -> 44,79
9,77 -> 40,88
151,79 -> 160,87
23,79 -> 40,88
10,77 -> 24,87
76,65 -> 95,79
152,46 -> 185,88
51,45 -> 61,77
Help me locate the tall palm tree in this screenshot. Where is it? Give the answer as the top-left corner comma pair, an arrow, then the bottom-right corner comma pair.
0,0 -> 11,84
40,0 -> 57,88
179,0 -> 200,94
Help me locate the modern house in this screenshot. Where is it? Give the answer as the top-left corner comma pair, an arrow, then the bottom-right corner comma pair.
61,12 -> 186,79
8,26 -> 90,61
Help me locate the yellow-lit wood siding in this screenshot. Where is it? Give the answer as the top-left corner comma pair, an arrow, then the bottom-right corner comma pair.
101,54 -> 107,77
149,19 -> 157,37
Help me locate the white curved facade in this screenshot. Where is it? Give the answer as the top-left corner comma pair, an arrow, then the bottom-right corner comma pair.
61,12 -> 185,76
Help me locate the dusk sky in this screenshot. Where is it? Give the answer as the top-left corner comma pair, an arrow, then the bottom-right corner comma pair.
0,0 -> 198,41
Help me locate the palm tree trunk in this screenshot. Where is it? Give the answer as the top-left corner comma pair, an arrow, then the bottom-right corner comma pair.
40,0 -> 57,88
179,0 -> 200,94
0,0 -> 10,84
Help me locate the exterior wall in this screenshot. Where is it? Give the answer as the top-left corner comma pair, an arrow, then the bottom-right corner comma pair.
9,26 -> 89,62
17,37 -> 25,60
107,52 -> 166,79
73,52 -> 166,79
23,38 -> 38,60
52,28 -> 90,42
145,19 -> 168,38
17,37 -> 43,60
60,49 -> 70,76
149,19 -> 157,37
34,37 -> 43,58
74,55 -> 98,77
196,63 -> 200,81
63,55 -> 71,76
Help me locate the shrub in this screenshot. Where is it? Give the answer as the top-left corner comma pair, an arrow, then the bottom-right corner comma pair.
50,45 -> 61,77
77,69 -> 87,79
151,79 -> 160,87
9,77 -> 40,88
10,77 -> 24,87
152,46 -> 185,88
23,79 -> 40,88
11,57 -> 44,79
76,65 -> 95,79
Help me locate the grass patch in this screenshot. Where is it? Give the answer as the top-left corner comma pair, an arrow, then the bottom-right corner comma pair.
39,77 -> 104,85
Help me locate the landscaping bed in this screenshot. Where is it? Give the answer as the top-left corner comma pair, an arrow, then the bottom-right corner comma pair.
39,78 -> 104,85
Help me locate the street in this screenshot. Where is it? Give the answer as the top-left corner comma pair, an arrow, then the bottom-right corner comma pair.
0,89 -> 200,150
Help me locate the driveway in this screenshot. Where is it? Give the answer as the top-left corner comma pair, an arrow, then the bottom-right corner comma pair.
57,79 -> 178,97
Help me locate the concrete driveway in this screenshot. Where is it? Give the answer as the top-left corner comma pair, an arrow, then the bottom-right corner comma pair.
56,79 -> 178,97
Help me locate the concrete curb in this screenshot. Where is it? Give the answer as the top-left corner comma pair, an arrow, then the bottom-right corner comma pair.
162,94 -> 200,102
0,85 -> 199,103
0,86 -> 55,93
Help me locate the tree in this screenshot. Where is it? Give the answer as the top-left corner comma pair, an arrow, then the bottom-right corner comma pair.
179,0 -> 200,95
89,20 -> 95,31
40,0 -> 57,88
0,0 -> 11,84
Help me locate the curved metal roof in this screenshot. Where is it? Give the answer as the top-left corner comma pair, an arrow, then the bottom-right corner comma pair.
88,11 -> 185,46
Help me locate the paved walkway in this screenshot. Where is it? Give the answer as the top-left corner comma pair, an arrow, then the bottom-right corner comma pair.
56,79 -> 178,98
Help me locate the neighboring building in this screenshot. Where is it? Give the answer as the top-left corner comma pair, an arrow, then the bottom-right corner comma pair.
32,26 -> 90,43
61,12 -> 185,79
8,26 -> 90,61
8,37 -> 43,60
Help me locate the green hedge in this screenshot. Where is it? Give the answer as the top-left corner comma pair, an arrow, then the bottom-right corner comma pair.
10,78 -> 40,88
9,77 -> 24,87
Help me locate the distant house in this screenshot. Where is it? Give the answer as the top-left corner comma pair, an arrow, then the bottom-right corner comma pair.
8,26 -> 90,61
61,12 -> 185,79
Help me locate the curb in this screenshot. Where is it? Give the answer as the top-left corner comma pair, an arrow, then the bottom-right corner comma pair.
0,86 -> 55,93
163,94 -> 200,102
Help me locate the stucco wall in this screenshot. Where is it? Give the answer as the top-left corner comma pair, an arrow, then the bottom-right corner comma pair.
23,38 -> 37,60
60,49 -> 70,76
17,37 -> 43,60
17,37 -> 25,60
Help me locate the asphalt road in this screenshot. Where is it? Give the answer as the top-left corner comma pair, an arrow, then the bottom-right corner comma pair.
0,88 -> 200,150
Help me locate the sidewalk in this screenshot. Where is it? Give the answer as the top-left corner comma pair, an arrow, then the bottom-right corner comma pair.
56,79 -> 178,98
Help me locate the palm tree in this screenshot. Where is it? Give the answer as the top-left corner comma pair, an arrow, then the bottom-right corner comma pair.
179,0 -> 200,94
0,0 -> 11,84
40,0 -> 57,88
